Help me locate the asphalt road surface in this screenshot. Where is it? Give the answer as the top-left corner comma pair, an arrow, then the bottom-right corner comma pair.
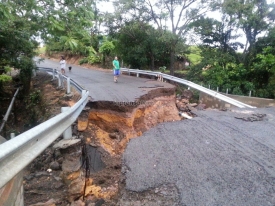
123,107 -> 275,206
35,57 -> 173,102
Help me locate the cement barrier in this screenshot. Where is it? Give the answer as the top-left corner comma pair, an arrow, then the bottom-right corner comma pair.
200,92 -> 275,109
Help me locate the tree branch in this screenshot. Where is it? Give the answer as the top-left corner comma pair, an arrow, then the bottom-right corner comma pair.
175,0 -> 196,31
145,0 -> 160,28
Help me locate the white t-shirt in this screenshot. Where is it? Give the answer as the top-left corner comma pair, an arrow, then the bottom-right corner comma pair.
60,59 -> 66,69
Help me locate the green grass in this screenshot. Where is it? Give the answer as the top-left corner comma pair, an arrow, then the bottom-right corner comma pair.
187,46 -> 202,65
154,69 -> 170,73
153,69 -> 189,75
35,46 -> 46,54
175,70 -> 188,74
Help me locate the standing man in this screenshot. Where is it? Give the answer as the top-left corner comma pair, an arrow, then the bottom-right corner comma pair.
60,56 -> 66,75
112,56 -> 120,83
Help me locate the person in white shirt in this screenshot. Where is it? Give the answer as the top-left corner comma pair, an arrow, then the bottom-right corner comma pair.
60,56 -> 66,74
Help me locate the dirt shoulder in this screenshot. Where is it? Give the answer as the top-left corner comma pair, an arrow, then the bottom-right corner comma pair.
41,54 -> 110,72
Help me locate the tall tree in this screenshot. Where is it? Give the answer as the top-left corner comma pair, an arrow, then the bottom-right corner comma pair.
221,0 -> 271,67
110,0 -> 213,75
0,0 -> 39,94
190,16 -> 243,68
42,0 -> 95,55
115,22 -> 170,69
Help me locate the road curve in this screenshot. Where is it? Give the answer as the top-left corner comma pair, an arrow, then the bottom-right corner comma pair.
35,57 -> 174,102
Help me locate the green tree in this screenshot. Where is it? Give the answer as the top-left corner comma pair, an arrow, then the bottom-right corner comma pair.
189,16 -> 244,69
109,0 -> 212,75
43,0 -> 95,56
0,1 -> 39,95
252,45 -> 275,98
99,38 -> 115,66
115,22 -> 170,70
221,0 -> 271,67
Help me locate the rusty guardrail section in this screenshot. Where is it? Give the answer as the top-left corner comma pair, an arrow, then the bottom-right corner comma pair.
0,68 -> 89,189
121,68 -> 255,109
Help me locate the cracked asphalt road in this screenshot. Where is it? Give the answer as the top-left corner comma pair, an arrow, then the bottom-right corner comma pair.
123,107 -> 275,206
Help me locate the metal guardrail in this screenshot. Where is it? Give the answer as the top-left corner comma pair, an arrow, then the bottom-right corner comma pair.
121,68 -> 255,109
0,88 -> 20,134
0,68 -> 89,188
36,67 -> 84,94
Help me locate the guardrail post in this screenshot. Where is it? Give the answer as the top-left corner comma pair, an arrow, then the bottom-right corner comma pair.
249,90 -> 251,97
208,85 -> 210,89
32,69 -> 36,77
61,107 -> 72,139
81,90 -> 86,97
137,72 -> 139,77
67,77 -> 71,94
58,74 -> 62,88
157,74 -> 163,82
52,68 -> 56,80
188,87 -> 190,90
217,87 -> 219,92
226,88 -> 228,94
10,133 -> 15,139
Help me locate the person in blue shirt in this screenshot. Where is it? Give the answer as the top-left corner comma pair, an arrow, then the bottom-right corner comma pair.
112,56 -> 120,83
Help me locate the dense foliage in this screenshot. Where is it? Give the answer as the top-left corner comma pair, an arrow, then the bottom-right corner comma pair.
1,0 -> 275,98
0,1 -> 38,94
186,0 -> 275,98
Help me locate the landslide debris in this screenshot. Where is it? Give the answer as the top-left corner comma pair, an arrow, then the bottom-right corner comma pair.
23,72 -> 200,206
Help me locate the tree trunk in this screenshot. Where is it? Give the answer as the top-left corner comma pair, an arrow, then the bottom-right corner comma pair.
169,48 -> 175,76
21,75 -> 31,96
102,54 -> 106,67
150,54 -> 155,70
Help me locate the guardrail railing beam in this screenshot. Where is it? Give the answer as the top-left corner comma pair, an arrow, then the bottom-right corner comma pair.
121,68 -> 255,109
0,67 -> 90,189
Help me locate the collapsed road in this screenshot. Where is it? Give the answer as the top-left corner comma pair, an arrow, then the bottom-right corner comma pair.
34,57 -> 275,205
123,107 -> 275,206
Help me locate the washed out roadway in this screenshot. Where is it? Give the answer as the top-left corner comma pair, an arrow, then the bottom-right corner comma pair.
36,58 -> 275,205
